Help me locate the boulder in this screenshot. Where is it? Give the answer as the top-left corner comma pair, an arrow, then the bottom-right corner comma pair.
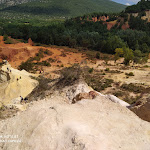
72,91 -> 99,104
89,91 -> 99,99
72,92 -> 91,104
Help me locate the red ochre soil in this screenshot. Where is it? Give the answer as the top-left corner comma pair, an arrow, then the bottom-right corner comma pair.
0,36 -> 86,73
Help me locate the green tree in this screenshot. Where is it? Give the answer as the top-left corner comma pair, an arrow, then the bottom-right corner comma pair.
134,40 -> 139,50
140,43 -> 149,53
133,50 -> 142,64
104,36 -> 126,54
123,47 -> 134,65
3,34 -> 8,41
114,48 -> 123,62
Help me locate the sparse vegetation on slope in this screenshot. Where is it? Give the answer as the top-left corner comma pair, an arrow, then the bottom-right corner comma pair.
18,48 -> 53,72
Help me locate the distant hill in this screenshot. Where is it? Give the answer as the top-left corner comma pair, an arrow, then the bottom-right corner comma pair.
0,0 -> 126,18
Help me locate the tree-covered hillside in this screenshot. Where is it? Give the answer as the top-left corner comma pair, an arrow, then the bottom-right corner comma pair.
1,12 -> 150,55
125,0 -> 150,13
0,0 -> 126,18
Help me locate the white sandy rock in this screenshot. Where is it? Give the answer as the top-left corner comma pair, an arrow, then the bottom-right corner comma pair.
106,94 -> 130,107
0,95 -> 149,150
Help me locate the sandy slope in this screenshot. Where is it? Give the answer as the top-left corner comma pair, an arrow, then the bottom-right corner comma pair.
0,63 -> 38,106
107,68 -> 150,86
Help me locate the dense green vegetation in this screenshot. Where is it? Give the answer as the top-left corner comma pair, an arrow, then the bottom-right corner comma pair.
0,0 -> 126,19
125,0 -> 150,13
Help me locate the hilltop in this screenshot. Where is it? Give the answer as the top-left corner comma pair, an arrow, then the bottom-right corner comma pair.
0,0 -> 126,19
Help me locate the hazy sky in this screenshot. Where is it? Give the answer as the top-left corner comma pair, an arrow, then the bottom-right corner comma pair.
112,0 -> 140,6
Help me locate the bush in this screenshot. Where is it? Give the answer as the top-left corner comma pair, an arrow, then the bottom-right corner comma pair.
59,64 -> 82,87
3,34 -> 8,41
143,65 -> 149,68
113,90 -> 126,97
88,68 -> 94,73
42,61 -> 51,66
96,52 -> 100,59
84,73 -> 114,91
18,61 -> 34,72
48,58 -> 56,63
44,49 -> 53,56
4,38 -> 13,44
121,83 -> 146,93
27,76 -> 53,101
125,72 -> 134,76
36,61 -> 51,66
105,68 -> 110,71
0,54 -> 8,60
60,51 -> 67,57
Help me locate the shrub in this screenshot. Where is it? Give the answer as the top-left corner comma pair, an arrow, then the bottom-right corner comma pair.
36,61 -> 51,66
114,48 -> 123,62
143,65 -> 149,68
125,72 -> 134,76
48,58 -> 56,63
34,56 -> 41,61
3,34 -> 8,41
105,68 -> 110,71
121,83 -> 146,93
44,49 -> 53,56
59,64 -> 82,87
36,50 -> 44,58
88,68 -> 94,73
42,61 -> 51,66
84,74 -> 114,91
60,51 -> 67,57
0,54 -> 8,60
61,64 -> 64,67
4,38 -> 13,44
27,76 -> 53,101
96,52 -> 100,59
113,90 -> 125,97
18,61 -> 34,72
